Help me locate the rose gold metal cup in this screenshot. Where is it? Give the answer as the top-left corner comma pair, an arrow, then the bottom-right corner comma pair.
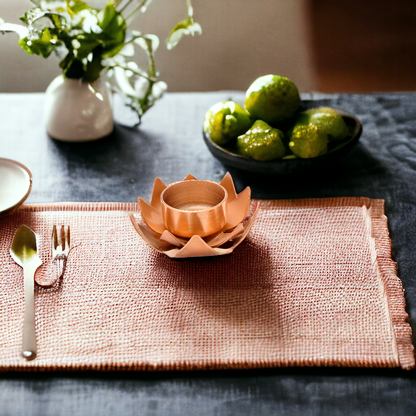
160,180 -> 228,238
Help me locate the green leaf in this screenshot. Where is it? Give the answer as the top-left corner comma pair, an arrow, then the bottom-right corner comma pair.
101,42 -> 125,58
75,37 -> 101,59
49,13 -> 64,29
19,11 -> 30,25
59,51 -> 75,71
100,5 -> 126,34
20,11 -> 64,29
18,27 -> 58,58
66,0 -> 91,15
97,4 -> 126,55
98,3 -> 119,31
18,38 -> 34,55
84,48 -> 104,82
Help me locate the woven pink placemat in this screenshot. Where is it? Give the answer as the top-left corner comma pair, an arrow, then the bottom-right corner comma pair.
0,198 -> 414,371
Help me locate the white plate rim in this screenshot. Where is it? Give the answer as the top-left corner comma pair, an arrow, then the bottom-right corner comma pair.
0,158 -> 33,217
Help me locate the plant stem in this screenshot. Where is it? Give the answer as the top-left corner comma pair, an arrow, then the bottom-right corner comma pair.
117,0 -> 135,14
109,64 -> 155,82
186,0 -> 193,16
125,0 -> 150,22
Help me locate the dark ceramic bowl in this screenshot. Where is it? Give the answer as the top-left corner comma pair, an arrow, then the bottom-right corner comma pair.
203,107 -> 362,175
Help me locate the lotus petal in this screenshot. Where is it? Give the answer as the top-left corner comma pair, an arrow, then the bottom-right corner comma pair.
223,186 -> 251,230
138,197 -> 166,234
212,247 -> 235,256
130,214 -> 172,252
184,174 -> 197,181
175,235 -> 218,258
227,202 -> 260,250
219,172 -> 238,203
160,230 -> 187,247
204,223 -> 244,247
150,177 -> 166,210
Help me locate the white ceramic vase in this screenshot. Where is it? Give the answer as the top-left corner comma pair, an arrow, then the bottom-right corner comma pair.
44,75 -> 114,142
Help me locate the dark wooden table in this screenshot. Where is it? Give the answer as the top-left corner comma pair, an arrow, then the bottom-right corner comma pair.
0,91 -> 415,415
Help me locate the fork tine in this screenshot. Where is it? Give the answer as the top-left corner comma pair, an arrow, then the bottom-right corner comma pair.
47,224 -> 71,287
52,225 -> 58,250
66,226 -> 70,251
60,225 -> 65,251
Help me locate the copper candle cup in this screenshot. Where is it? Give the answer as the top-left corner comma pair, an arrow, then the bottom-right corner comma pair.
132,173 -> 260,258
161,180 -> 228,238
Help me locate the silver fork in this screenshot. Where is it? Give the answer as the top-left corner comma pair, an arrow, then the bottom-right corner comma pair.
52,225 -> 70,283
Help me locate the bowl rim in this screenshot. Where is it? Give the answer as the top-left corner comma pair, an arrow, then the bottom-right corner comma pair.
160,179 -> 228,213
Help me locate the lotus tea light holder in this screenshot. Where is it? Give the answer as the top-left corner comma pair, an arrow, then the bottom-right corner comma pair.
130,173 -> 260,258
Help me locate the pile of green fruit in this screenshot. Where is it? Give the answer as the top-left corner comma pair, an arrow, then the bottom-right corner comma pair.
203,74 -> 350,161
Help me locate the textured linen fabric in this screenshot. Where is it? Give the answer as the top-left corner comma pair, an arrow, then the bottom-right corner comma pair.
0,198 -> 413,371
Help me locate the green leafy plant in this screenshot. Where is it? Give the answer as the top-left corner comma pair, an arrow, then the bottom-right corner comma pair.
0,0 -> 201,123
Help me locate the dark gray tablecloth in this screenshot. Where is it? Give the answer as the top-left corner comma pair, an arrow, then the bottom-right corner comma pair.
0,91 -> 415,415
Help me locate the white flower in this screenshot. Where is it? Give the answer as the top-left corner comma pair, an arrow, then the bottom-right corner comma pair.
152,81 -> 167,99
139,0 -> 154,13
134,77 -> 150,99
134,34 -> 160,53
119,43 -> 134,57
81,10 -> 101,33
126,61 -> 139,71
71,9 -> 101,34
115,66 -> 152,100
113,66 -> 165,102
40,1 -> 66,10
102,54 -> 127,67
167,21 -> 201,50
72,39 -> 81,49
114,67 -> 137,97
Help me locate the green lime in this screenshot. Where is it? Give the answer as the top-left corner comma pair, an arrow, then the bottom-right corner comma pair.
296,107 -> 349,141
288,124 -> 328,158
244,75 -> 301,125
203,101 -> 253,146
236,120 -> 286,161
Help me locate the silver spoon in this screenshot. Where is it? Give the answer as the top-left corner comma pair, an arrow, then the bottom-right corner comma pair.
10,225 -> 42,360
